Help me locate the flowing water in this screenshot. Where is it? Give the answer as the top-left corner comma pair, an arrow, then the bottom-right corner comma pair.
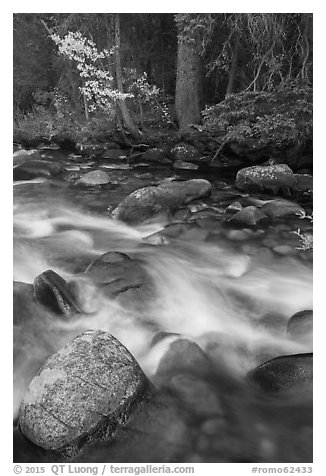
13,150 -> 313,463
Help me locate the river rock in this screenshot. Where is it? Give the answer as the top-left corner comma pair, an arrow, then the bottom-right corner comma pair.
170,143 -> 201,163
19,330 -> 153,457
261,199 -> 305,218
173,160 -> 199,171
168,374 -> 223,416
76,170 -> 110,186
155,339 -> 212,382
235,164 -> 296,196
247,353 -> 313,392
141,148 -> 172,165
110,179 -> 212,225
85,252 -> 154,308
287,310 -> 313,341
99,149 -> 129,160
13,149 -> 42,164
33,270 -> 84,316
13,160 -> 62,181
228,206 -> 267,226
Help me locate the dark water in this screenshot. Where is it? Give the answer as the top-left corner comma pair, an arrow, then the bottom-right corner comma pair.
13,150 -> 313,463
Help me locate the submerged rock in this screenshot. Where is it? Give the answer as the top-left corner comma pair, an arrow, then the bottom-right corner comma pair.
247,353 -> 313,392
287,310 -> 313,341
76,170 -> 110,186
228,206 -> 267,227
85,251 -> 154,308
235,164 -> 296,196
19,330 -> 153,457
261,199 -> 305,218
155,338 -> 212,381
110,179 -> 212,225
33,270 -> 84,316
13,160 -> 62,181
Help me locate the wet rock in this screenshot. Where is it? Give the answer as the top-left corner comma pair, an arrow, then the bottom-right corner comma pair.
110,179 -> 212,225
19,330 -> 153,457
247,353 -> 313,392
170,143 -> 201,163
13,149 -> 42,164
85,252 -> 154,308
99,149 -> 129,160
76,170 -> 110,186
272,245 -> 297,256
226,229 -> 250,241
140,148 -> 172,165
33,270 -> 84,316
235,165 -> 296,196
261,199 -> 305,218
228,206 -> 267,226
168,374 -> 223,416
172,160 -> 199,171
13,160 -> 62,181
287,310 -> 313,341
224,201 -> 243,214
155,339 -> 212,381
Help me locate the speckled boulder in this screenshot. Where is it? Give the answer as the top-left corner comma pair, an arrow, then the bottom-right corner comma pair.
110,179 -> 212,225
235,164 -> 296,196
19,330 -> 153,457
247,353 -> 313,392
76,170 -> 110,186
170,143 -> 201,163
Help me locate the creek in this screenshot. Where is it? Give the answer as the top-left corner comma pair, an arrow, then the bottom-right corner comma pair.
13,149 -> 313,463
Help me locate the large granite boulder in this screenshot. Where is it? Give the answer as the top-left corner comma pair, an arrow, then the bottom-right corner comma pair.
247,353 -> 313,393
19,330 -> 153,457
110,179 -> 212,225
235,165 -> 296,196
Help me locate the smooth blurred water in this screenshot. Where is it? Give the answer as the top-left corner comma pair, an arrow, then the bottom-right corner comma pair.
13,151 -> 313,462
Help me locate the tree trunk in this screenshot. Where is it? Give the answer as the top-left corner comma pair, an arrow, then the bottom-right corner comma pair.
225,34 -> 239,98
175,37 -> 202,131
114,14 -> 140,139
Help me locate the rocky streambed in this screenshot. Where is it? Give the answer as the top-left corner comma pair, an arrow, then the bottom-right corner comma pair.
13,145 -> 313,463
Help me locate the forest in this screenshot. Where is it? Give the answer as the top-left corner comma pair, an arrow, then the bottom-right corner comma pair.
13,13 -> 313,466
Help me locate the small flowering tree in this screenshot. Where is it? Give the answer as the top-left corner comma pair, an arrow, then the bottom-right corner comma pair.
51,31 -> 133,120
